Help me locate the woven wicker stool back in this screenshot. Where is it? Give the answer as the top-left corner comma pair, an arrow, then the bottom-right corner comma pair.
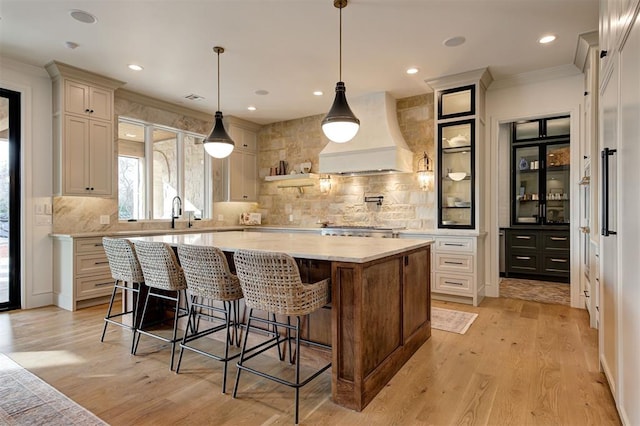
177,244 -> 243,301
102,237 -> 144,284
134,241 -> 187,291
233,249 -> 327,316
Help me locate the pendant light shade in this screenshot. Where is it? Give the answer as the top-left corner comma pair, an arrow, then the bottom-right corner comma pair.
322,0 -> 359,143
203,46 -> 235,158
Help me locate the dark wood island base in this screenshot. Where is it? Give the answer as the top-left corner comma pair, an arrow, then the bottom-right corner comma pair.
332,246 -> 431,411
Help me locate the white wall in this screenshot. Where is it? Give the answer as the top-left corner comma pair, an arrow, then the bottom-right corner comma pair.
484,69 -> 585,307
0,57 -> 54,308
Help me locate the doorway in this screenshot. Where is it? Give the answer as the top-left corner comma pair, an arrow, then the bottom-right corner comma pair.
0,88 -> 21,311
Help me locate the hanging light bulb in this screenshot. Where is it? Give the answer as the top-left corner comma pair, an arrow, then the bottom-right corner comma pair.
203,46 -> 235,158
321,0 -> 359,143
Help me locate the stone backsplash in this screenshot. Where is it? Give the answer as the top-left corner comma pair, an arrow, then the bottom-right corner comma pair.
53,92 -> 435,233
256,93 -> 436,229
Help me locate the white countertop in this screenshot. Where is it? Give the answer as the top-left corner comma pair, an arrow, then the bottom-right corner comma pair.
129,231 -> 433,264
50,226 -> 244,239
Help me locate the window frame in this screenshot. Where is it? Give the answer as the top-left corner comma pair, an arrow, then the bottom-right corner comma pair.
118,117 -> 211,221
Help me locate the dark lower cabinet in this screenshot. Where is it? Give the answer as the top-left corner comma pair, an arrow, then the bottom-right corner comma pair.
505,228 -> 569,282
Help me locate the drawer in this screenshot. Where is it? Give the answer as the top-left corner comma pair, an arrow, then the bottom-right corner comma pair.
542,253 -> 570,274
542,231 -> 570,250
507,230 -> 538,250
75,237 -> 106,254
433,272 -> 473,294
434,237 -> 473,253
76,274 -> 114,300
75,253 -> 111,276
507,252 -> 539,273
434,252 -> 474,273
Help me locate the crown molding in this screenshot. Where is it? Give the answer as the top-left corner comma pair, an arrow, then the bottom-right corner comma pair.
425,67 -> 493,91
488,64 -> 581,91
115,88 -> 214,122
574,31 -> 599,72
45,61 -> 125,90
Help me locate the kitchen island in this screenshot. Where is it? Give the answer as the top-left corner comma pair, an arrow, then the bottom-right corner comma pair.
131,231 -> 432,411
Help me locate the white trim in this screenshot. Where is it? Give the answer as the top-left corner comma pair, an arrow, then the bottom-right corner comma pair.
489,65 -> 582,91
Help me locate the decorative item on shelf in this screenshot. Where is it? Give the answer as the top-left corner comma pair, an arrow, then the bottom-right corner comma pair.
203,46 -> 235,159
518,157 -> 528,170
447,171 -> 466,181
447,134 -> 468,148
321,0 -> 359,143
319,175 -> 332,194
417,152 -> 434,191
300,161 -> 312,173
278,160 -> 287,175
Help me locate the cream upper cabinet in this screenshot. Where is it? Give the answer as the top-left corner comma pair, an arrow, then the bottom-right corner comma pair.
46,61 -> 124,197
221,120 -> 261,202
64,79 -> 112,121
229,150 -> 257,201
63,116 -> 113,195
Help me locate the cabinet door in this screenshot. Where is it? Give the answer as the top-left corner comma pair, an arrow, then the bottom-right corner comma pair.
88,86 -> 112,121
543,142 -> 570,225
64,115 -> 90,194
229,125 -> 257,151
88,120 -> 113,196
229,151 -> 257,201
512,145 -> 541,224
438,119 -> 474,228
64,80 -> 89,116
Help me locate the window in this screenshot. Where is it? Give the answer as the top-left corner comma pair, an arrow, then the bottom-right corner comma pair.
117,118 -> 209,221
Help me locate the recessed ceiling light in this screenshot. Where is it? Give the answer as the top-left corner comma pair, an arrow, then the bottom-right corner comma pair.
443,36 -> 466,47
313,90 -> 324,96
539,35 -> 556,44
128,64 -> 143,71
69,9 -> 97,24
406,67 -> 419,75
247,106 -> 257,111
255,89 -> 269,96
64,41 -> 79,50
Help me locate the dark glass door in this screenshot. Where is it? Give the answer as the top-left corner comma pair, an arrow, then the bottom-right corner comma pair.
0,88 -> 21,311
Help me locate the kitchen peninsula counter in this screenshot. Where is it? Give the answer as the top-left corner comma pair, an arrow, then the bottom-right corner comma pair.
131,231 -> 433,411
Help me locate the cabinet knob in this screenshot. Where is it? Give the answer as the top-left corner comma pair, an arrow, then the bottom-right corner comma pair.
90,187 -> 94,190
243,144 -> 248,148
600,50 -> 608,58
85,187 -> 90,190
85,109 -> 90,113
90,109 -> 94,113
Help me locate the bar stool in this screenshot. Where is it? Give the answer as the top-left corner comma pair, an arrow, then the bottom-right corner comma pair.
132,240 -> 188,370
232,249 -> 331,425
175,244 -> 244,393
101,237 -> 144,353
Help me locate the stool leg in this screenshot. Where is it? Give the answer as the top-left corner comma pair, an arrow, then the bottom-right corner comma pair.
169,290 -> 182,371
222,300 -> 231,394
130,283 -> 140,354
273,313 -> 284,361
133,288 -> 152,356
176,294 -> 196,374
233,308 -> 254,398
101,279 -> 119,342
294,316 -> 301,425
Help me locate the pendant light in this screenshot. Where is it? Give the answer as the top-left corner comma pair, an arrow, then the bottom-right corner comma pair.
203,46 -> 235,159
321,0 -> 359,143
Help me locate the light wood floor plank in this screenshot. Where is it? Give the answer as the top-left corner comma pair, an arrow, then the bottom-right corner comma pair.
0,297 -> 620,425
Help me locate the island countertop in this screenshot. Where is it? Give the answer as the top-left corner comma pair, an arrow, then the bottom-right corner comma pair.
129,231 -> 433,264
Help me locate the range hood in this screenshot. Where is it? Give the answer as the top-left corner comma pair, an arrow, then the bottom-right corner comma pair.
318,92 -> 414,175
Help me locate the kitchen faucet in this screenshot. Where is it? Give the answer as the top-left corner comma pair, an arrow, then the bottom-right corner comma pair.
171,196 -> 182,229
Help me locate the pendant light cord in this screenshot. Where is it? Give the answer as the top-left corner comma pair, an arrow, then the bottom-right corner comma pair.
217,49 -> 221,111
339,3 -> 342,81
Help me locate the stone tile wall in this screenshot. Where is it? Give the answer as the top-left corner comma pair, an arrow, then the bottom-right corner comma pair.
256,93 -> 436,229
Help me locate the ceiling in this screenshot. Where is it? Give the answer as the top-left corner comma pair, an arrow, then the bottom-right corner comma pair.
0,0 -> 598,125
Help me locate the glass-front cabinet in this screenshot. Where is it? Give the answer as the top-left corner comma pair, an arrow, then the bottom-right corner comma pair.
512,140 -> 570,225
438,119 -> 475,228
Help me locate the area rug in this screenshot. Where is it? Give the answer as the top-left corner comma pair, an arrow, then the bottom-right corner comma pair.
0,353 -> 107,425
431,307 -> 478,334
500,277 -> 570,305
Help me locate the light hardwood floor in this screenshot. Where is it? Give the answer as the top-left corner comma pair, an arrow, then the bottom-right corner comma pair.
0,297 -> 620,425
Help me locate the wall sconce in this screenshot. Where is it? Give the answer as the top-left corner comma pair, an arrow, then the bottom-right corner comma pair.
417,152 -> 434,191
319,175 -> 332,193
